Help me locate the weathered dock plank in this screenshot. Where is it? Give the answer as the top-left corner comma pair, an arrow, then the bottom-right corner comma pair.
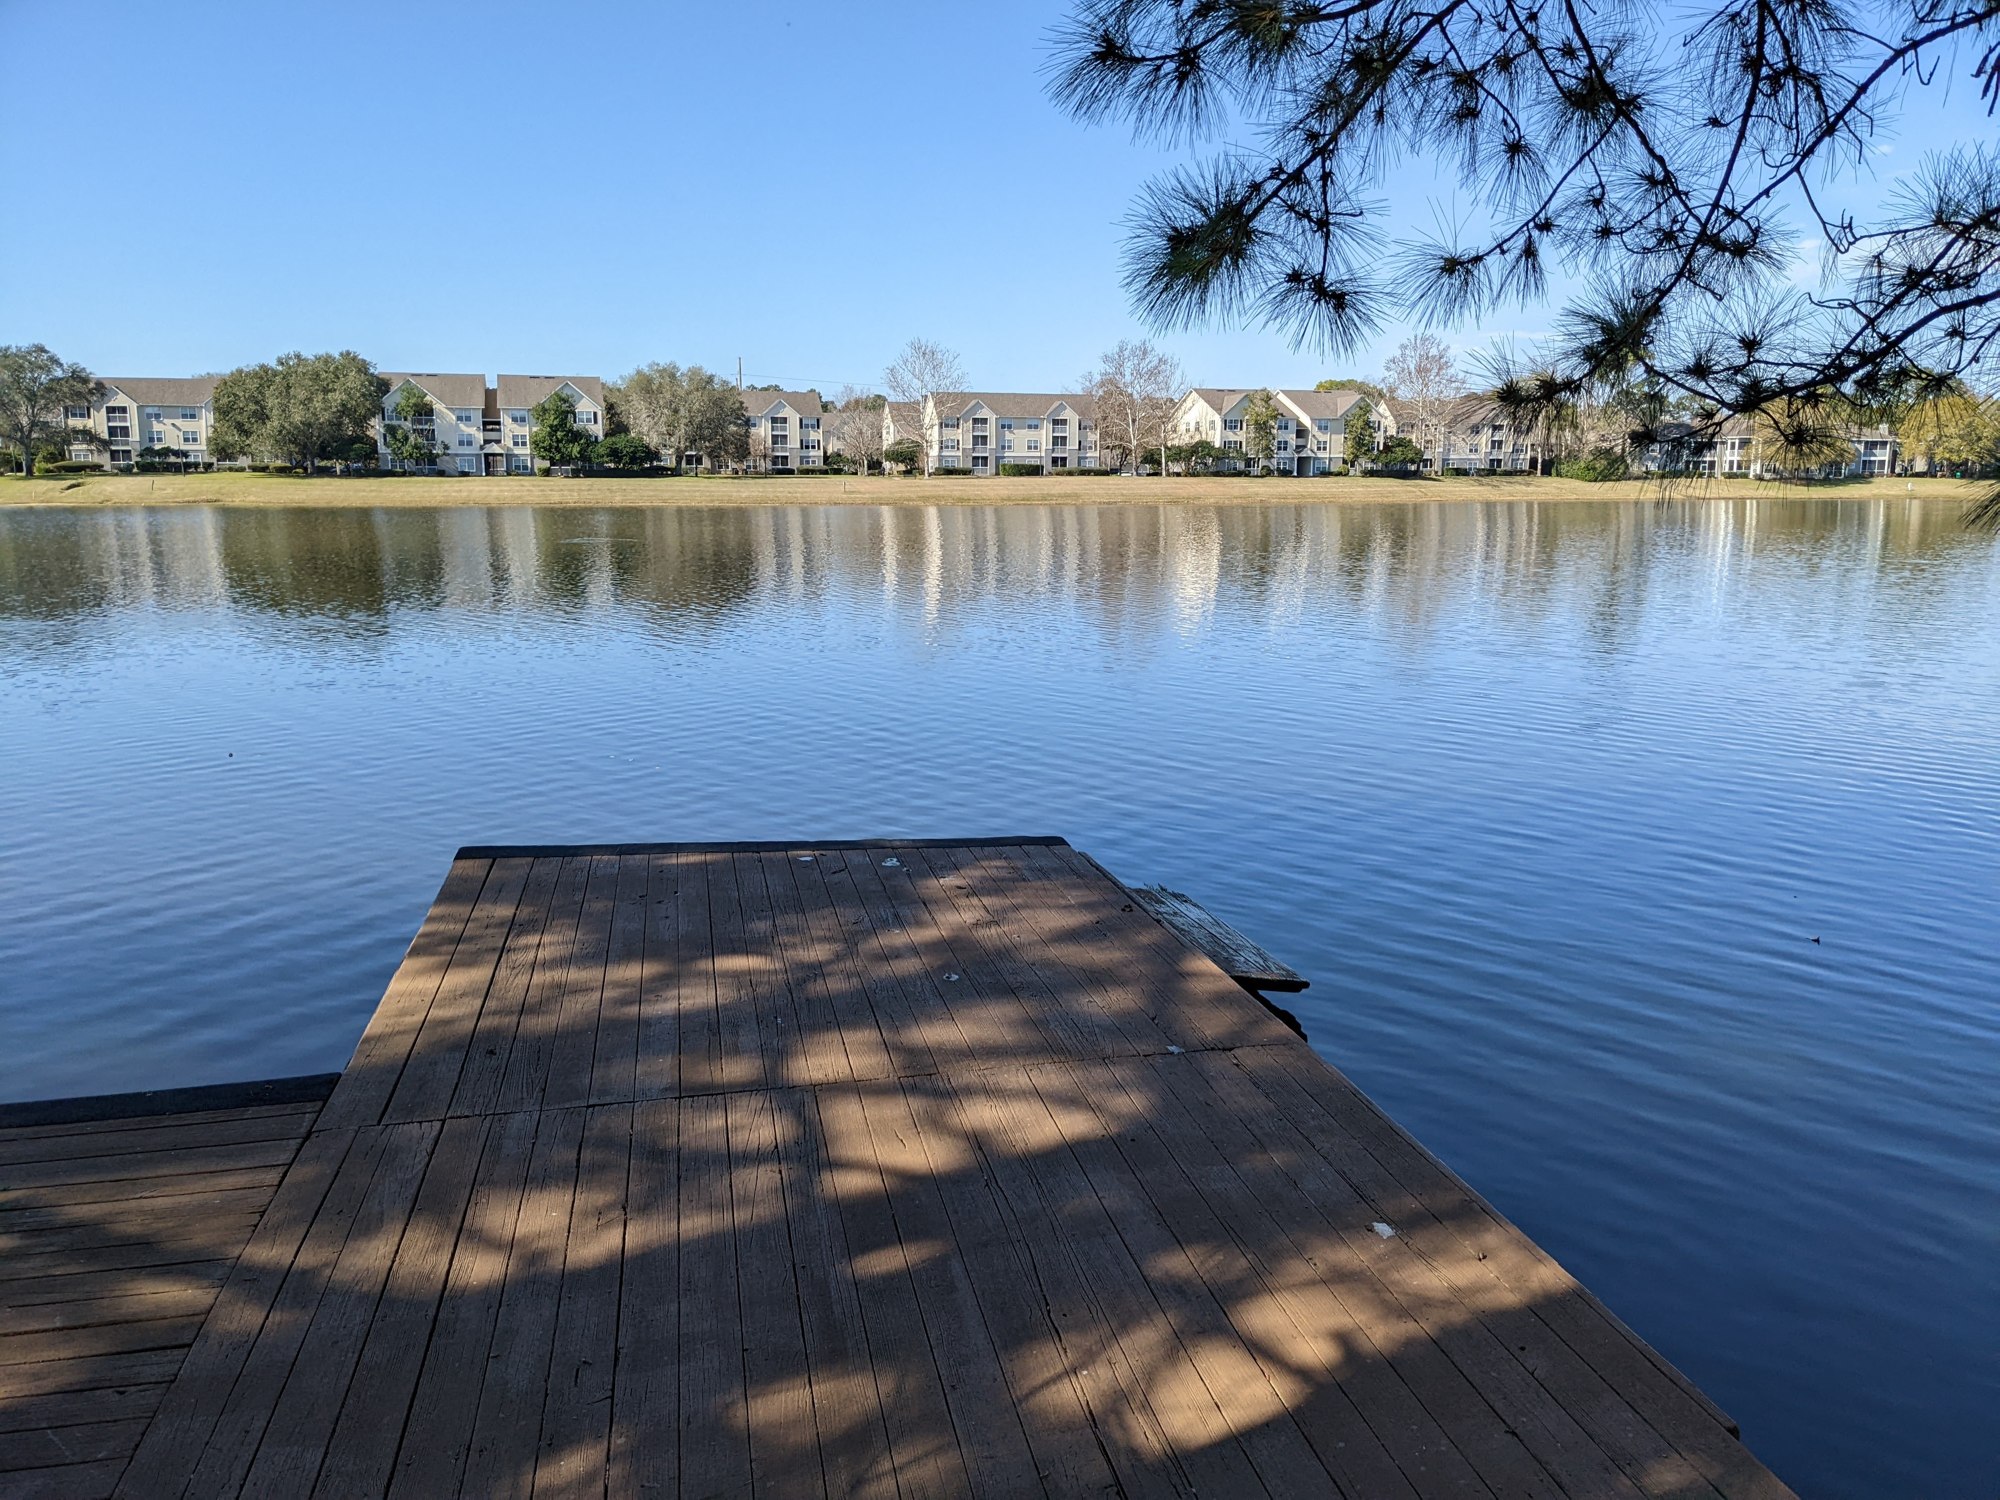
36,838 -> 1788,1499
0,1085 -> 324,1500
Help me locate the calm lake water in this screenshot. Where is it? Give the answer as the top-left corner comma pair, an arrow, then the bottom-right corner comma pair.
1,498 -> 1995,1495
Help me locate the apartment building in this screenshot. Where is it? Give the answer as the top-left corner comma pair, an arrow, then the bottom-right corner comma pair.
498,375 -> 605,474
378,373 -> 491,473
378,373 -> 604,474
65,377 -> 218,467
1642,417 -> 1901,476
921,394 -> 1099,473
1171,388 -> 1365,473
1355,394 -> 1539,472
739,390 -> 823,471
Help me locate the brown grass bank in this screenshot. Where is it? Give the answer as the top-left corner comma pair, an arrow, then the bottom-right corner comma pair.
0,470 -> 1979,509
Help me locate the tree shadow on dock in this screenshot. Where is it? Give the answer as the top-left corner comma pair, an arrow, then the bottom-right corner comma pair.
13,841 -> 1788,1498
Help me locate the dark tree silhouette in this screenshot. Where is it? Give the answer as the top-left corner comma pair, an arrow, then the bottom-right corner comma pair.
1050,0 -> 2000,520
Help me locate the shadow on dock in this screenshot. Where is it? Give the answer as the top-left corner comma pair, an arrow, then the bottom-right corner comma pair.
4,841 -> 1793,1498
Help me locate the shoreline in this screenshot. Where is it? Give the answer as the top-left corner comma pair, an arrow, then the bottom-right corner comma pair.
0,471 -> 1980,509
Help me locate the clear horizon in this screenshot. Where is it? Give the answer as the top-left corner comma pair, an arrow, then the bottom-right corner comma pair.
5,0 -> 1992,394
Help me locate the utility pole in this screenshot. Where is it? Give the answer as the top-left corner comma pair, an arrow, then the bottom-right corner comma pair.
737,358 -> 743,390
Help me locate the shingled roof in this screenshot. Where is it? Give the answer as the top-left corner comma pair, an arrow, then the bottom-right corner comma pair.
938,392 -> 1096,420
1275,388 -> 1366,422
495,374 -> 605,411
738,388 -> 823,418
100,377 -> 220,407
381,373 -> 490,411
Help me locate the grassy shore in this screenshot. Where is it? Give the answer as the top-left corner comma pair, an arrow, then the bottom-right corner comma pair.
0,470 -> 1980,509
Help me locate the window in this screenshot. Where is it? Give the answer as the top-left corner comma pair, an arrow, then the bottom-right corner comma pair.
972,455 -> 989,468
1276,440 -> 1290,452
458,435 -> 474,448
110,448 -> 132,464
1317,420 -> 1332,432
65,406 -> 88,421
942,438 -> 960,452
1026,439 -> 1040,452
577,410 -> 598,425
1025,420 -> 1040,430
511,411 -> 527,424
455,410 -> 476,424
180,409 -> 199,421
1050,437 -> 1068,451
801,417 -> 819,430
942,418 -> 959,429
458,457 -> 478,473
971,436 -> 989,450
70,447 -> 94,462
512,433 -> 528,448
144,408 -> 162,420
1224,417 -> 1243,431
1050,418 -> 1068,430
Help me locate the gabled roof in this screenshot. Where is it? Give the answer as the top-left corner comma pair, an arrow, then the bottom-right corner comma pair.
738,388 -> 823,419
495,374 -> 605,411
1274,388 -> 1364,422
938,392 -> 1095,421
101,377 -> 219,407
381,372 -> 490,411
1183,388 -> 1259,414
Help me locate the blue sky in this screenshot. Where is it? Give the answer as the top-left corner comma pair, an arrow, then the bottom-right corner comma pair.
2,0 -> 1991,393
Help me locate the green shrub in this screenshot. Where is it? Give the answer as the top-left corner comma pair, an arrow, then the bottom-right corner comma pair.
1554,448 -> 1628,481
930,465 -> 972,476
42,459 -> 100,474
998,462 -> 1045,476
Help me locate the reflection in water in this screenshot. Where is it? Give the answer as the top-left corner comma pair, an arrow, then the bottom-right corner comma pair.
0,499 -> 1995,1500
0,497 -> 1981,643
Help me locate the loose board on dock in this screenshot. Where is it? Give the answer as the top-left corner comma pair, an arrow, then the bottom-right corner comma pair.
3,838 -> 1793,1498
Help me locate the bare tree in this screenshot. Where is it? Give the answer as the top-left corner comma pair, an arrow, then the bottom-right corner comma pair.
882,338 -> 966,477
1383,335 -> 1464,474
1084,339 -> 1182,472
825,386 -> 886,474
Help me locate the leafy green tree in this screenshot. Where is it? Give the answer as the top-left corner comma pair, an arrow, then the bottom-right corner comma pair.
530,390 -> 599,471
1315,378 -> 1385,401
612,364 -> 749,472
382,386 -> 440,471
1899,393 -> 2000,477
1343,400 -> 1376,467
1243,389 -> 1280,468
883,437 -> 923,472
1166,438 -> 1223,473
1376,435 -> 1423,469
212,352 -> 385,472
0,345 -> 100,478
597,432 -> 657,469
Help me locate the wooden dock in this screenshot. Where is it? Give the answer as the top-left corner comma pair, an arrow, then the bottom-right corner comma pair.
2,838 -> 1794,1498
